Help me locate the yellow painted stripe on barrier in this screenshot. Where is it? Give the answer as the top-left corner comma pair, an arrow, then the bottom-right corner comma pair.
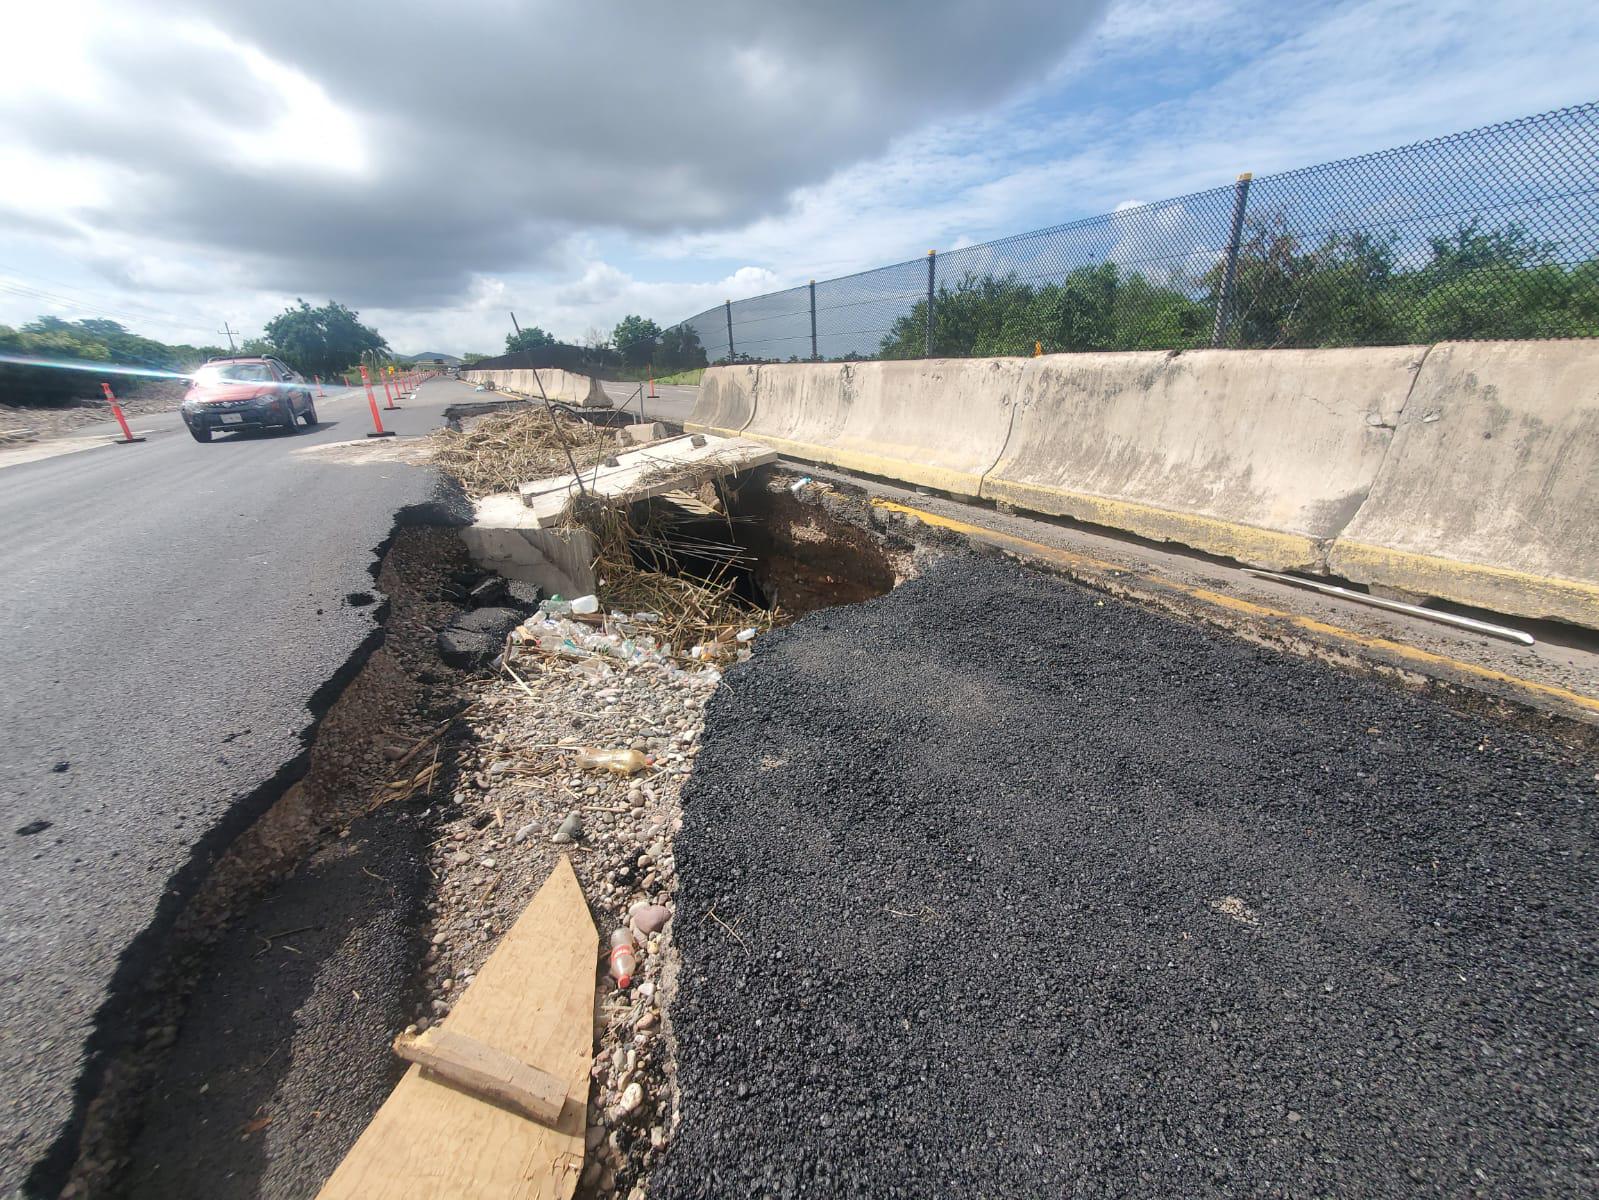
870,498 -> 1599,717
749,433 -> 987,499
1331,540 -> 1599,627
980,477 -> 1322,570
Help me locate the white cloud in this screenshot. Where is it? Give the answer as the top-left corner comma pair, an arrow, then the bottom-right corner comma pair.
0,0 -> 1593,354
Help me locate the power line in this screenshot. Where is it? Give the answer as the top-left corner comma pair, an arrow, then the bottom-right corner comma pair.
0,275 -> 218,341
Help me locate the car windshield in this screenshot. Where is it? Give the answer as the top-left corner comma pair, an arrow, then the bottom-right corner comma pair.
193,363 -> 274,385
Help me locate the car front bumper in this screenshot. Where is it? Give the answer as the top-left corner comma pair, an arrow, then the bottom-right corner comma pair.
183,398 -> 294,431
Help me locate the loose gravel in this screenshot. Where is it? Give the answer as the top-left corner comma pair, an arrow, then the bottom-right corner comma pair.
656,552 -> 1598,1200
416,607 -> 739,1200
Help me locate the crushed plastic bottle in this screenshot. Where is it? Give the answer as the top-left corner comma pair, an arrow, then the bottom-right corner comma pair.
608,928 -> 638,988
575,747 -> 650,776
569,594 -> 600,615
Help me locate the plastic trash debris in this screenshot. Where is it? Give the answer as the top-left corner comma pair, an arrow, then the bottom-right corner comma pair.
575,747 -> 650,776
608,929 -> 638,988
552,811 -> 582,844
735,627 -> 757,643
788,475 -> 813,496
570,594 -> 600,615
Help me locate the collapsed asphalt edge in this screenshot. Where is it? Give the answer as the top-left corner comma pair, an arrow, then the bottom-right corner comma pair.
24,491 -> 471,1199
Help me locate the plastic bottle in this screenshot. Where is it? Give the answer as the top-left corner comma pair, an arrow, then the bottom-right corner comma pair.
608,929 -> 638,988
575,747 -> 649,776
570,594 -> 600,615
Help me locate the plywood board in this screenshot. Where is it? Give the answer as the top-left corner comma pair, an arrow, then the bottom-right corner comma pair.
317,856 -> 597,1199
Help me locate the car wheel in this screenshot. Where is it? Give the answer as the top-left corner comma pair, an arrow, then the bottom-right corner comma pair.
301,398 -> 318,427
280,398 -> 300,433
188,423 -> 212,443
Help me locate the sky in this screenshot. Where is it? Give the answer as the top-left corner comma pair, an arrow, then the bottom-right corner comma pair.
1,0 -> 1595,357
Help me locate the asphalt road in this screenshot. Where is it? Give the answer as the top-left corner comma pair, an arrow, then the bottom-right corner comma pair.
660,553 -> 1597,1199
599,379 -> 700,425
0,378 -> 473,1194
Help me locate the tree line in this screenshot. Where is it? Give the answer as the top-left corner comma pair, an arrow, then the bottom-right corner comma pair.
1,299 -> 389,406
485,313 -> 708,378
874,219 -> 1599,359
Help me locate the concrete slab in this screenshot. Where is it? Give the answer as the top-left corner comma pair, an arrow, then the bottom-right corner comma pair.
623,422 -> 668,445
461,494 -> 595,598
515,434 -> 776,528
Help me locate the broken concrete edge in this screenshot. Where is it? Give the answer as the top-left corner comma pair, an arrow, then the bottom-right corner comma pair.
459,433 -> 781,602
462,495 -> 597,600
689,342 -> 1599,631
516,435 -> 778,527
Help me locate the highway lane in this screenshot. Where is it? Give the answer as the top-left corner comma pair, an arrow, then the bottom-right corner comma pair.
599,379 -> 700,425
0,377 -> 471,1193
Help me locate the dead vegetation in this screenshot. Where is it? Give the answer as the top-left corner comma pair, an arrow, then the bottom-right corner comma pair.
430,406 -> 615,499
431,410 -> 775,650
581,499 -> 777,652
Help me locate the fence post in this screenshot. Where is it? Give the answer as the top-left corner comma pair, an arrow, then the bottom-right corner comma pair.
925,250 -> 936,357
1211,172 -> 1252,347
724,299 -> 735,363
809,279 -> 818,361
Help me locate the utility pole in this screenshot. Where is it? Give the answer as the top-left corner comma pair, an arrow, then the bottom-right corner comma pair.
218,322 -> 238,353
509,311 -> 522,335
1211,173 -> 1253,347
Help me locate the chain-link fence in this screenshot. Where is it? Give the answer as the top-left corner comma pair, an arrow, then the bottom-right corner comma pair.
655,102 -> 1599,365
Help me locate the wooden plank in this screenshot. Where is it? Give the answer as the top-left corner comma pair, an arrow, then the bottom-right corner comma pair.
317,856 -> 596,1200
392,1028 -> 567,1127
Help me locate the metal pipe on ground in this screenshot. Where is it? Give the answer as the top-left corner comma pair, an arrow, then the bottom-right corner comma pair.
1243,569 -> 1534,646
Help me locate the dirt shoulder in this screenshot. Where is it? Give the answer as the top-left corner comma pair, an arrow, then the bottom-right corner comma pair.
0,382 -> 185,441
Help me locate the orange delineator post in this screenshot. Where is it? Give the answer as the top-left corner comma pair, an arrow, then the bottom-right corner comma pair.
383,374 -> 398,410
648,373 -> 657,398
360,365 -> 395,438
100,382 -> 145,444
315,375 -> 326,397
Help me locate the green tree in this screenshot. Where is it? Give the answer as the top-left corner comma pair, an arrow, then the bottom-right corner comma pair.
505,326 -> 557,354
259,299 -> 387,376
657,324 -> 707,372
611,315 -> 661,367
0,317 -> 227,406
879,265 -> 1209,358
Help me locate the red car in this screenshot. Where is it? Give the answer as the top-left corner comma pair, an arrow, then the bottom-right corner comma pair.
180,356 -> 317,443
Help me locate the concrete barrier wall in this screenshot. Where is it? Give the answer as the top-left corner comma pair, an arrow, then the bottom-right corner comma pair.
696,359 -> 1022,497
982,347 -> 1423,571
1329,341 -> 1599,627
684,364 -> 758,436
695,338 -> 1599,628
463,368 -> 611,408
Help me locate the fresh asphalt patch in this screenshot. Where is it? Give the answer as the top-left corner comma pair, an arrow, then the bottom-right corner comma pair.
657,553 -> 1597,1199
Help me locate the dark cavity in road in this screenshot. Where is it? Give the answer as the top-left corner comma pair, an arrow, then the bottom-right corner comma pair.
657,552 -> 1597,1200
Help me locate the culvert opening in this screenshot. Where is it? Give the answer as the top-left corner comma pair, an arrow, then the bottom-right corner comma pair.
609,466 -> 901,620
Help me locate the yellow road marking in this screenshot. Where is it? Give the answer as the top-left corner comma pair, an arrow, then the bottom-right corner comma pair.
871,498 -> 1599,717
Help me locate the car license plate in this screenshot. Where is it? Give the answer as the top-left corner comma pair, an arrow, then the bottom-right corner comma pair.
220,414 -> 244,425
